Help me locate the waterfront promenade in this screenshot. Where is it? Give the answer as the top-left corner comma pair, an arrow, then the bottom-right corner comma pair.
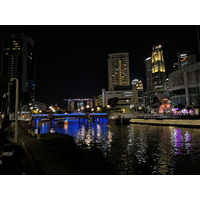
14,123 -> 111,175
130,118 -> 200,128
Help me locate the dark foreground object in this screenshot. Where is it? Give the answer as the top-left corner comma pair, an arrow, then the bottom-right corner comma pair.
18,126 -> 112,175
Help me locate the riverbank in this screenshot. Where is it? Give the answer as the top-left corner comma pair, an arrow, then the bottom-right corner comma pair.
130,118 -> 200,128
15,123 -> 112,175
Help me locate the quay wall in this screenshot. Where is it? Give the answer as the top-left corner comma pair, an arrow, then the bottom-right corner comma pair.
130,119 -> 200,128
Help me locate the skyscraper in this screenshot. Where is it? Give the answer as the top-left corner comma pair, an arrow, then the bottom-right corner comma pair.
145,56 -> 153,102
108,52 -> 130,91
151,44 -> 166,96
1,33 -> 36,101
132,79 -> 144,103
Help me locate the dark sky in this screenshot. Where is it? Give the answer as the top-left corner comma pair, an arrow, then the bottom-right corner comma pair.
0,25 -> 199,108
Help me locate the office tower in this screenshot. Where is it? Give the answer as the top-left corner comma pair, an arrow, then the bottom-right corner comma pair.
145,56 -> 153,102
108,52 -> 130,91
151,44 -> 166,96
1,33 -> 36,101
132,79 -> 144,103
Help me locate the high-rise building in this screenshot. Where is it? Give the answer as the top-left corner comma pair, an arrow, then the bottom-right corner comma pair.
151,44 -> 166,96
177,51 -> 196,69
132,79 -> 144,103
1,33 -> 36,101
169,61 -> 200,107
108,52 -> 130,91
131,79 -> 139,89
145,56 -> 153,102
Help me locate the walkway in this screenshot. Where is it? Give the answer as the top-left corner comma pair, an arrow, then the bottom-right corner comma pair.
16,124 -> 112,175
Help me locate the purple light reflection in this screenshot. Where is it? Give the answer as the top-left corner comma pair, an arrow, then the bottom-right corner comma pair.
175,129 -> 182,155
185,132 -> 191,154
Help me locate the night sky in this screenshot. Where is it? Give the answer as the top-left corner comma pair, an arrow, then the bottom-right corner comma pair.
0,25 -> 199,108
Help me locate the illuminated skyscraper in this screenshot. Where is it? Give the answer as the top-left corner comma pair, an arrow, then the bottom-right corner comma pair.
108,52 -> 130,91
151,44 -> 166,96
145,56 -> 153,102
1,33 -> 36,101
132,79 -> 144,103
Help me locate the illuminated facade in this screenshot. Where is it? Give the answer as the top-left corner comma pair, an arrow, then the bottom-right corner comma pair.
64,98 -> 94,111
177,51 -> 196,69
169,62 -> 200,107
145,57 -> 153,102
101,89 -> 135,114
151,44 -> 166,96
132,79 -> 144,103
1,33 -> 36,101
108,52 -> 130,91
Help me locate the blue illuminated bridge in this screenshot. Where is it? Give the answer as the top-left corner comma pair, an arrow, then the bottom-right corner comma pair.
32,113 -> 108,118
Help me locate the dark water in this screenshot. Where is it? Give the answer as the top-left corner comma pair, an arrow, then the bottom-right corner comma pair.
38,118 -> 200,175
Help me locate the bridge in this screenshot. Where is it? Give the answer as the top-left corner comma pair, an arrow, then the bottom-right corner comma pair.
32,113 -> 108,118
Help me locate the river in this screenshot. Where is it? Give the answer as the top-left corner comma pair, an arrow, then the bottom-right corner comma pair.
38,118 -> 200,175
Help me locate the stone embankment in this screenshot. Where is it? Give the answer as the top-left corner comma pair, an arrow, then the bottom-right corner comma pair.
15,122 -> 112,175
130,118 -> 200,128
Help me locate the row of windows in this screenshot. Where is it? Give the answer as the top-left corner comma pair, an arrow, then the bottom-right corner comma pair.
170,87 -> 200,96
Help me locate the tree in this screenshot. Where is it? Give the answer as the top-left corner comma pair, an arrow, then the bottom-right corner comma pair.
108,97 -> 119,108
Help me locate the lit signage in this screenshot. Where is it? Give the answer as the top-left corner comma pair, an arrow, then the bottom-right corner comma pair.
180,54 -> 187,57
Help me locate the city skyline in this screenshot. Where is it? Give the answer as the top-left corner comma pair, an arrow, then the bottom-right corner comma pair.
0,25 -> 199,108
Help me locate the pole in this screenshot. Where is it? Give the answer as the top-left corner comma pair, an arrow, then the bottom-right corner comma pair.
7,81 -> 11,118
32,120 -> 35,136
10,78 -> 19,143
37,120 -> 41,140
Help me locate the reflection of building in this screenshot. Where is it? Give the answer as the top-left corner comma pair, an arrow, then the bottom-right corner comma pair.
1,33 -> 36,101
151,44 -> 166,96
169,62 -> 200,107
108,52 -> 130,91
145,57 -> 153,103
64,98 -> 94,111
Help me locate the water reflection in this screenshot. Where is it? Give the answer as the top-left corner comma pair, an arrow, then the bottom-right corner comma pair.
36,118 -> 200,175
170,128 -> 191,155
